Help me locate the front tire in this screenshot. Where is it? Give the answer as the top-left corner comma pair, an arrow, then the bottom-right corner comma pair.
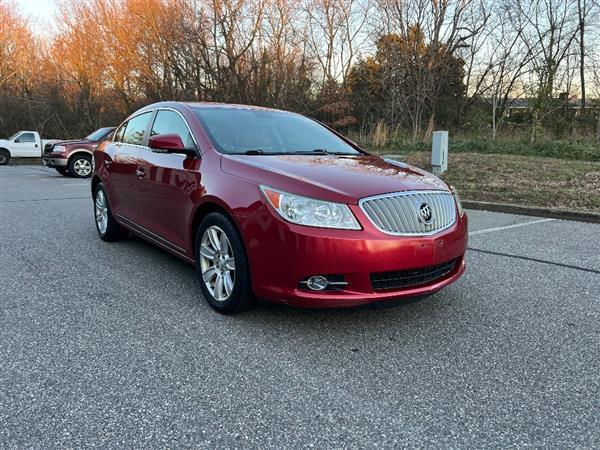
0,149 -> 10,165
93,183 -> 128,241
195,213 -> 254,314
69,154 -> 92,178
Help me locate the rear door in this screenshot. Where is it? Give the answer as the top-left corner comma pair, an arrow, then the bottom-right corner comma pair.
11,132 -> 39,157
135,109 -> 200,256
107,111 -> 153,224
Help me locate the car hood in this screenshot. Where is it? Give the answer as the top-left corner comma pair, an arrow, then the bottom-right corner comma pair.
54,139 -> 93,146
221,154 -> 449,204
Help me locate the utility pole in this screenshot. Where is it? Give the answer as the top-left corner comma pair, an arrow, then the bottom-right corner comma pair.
578,0 -> 586,112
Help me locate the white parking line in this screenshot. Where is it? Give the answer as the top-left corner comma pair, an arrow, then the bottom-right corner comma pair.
469,218 -> 555,236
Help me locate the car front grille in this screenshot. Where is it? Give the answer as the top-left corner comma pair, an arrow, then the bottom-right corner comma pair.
44,143 -> 55,154
370,259 -> 458,291
359,190 -> 457,235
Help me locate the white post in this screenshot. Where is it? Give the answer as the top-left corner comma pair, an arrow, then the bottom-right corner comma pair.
431,131 -> 448,175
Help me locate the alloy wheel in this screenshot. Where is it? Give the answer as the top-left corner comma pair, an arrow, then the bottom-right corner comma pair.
73,158 -> 92,176
95,190 -> 108,234
199,225 -> 236,302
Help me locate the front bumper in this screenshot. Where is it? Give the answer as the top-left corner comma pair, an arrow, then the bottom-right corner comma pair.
241,204 -> 468,307
42,154 -> 68,168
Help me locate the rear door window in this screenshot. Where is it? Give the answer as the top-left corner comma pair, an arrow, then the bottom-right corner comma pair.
122,112 -> 152,146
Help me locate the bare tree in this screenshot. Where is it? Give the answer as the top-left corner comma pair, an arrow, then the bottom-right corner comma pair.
304,0 -> 373,84
376,0 -> 488,139
474,2 -> 533,139
510,0 -> 580,141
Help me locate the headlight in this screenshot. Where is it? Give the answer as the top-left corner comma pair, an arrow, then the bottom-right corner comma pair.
53,145 -> 66,153
260,185 -> 361,230
450,185 -> 463,216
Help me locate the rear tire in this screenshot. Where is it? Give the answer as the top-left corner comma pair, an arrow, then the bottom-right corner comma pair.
93,183 -> 128,241
195,212 -> 254,314
69,154 -> 92,178
0,149 -> 10,165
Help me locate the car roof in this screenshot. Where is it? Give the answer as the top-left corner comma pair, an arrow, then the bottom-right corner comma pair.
142,101 -> 295,115
185,102 -> 290,112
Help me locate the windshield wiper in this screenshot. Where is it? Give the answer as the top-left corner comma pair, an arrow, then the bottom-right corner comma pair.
241,149 -> 265,155
233,149 -> 290,155
287,148 -> 356,155
232,148 -> 356,156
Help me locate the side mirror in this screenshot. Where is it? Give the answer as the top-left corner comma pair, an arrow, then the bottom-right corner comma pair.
14,138 -> 20,143
148,134 -> 196,157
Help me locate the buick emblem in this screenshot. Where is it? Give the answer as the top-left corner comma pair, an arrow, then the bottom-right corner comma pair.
418,202 -> 434,224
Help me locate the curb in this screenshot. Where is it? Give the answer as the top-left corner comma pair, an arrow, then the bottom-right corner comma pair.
463,200 -> 600,224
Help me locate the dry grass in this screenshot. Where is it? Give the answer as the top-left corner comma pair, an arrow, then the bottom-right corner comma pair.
396,152 -> 600,213
372,121 -> 390,148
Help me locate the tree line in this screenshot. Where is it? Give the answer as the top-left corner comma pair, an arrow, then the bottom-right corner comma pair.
1,0 -> 600,143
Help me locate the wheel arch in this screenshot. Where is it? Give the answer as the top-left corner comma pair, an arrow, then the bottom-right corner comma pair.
0,147 -> 10,165
91,175 -> 102,196
68,149 -> 93,163
67,150 -> 93,177
190,200 -> 232,251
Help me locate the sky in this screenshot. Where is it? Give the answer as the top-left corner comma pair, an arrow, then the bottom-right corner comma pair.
16,0 -> 58,24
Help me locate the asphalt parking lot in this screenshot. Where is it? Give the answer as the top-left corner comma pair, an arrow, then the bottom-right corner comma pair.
1,164 -> 599,448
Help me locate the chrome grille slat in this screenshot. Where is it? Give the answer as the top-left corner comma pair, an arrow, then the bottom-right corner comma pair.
385,197 -> 405,233
377,199 -> 396,231
406,195 -> 417,231
363,203 -> 383,229
359,190 -> 457,236
371,200 -> 393,230
389,197 -> 404,230
430,193 -> 443,229
439,196 -> 449,229
392,196 -> 412,233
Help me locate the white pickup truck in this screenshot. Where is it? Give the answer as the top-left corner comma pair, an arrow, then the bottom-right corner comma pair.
0,131 -> 62,165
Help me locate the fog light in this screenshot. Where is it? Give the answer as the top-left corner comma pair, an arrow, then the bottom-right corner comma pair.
300,275 -> 349,291
306,276 -> 329,291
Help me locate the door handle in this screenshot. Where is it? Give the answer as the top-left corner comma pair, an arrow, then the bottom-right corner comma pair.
135,169 -> 145,178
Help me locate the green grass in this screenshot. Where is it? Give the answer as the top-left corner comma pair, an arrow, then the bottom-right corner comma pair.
391,152 -> 600,213
358,137 -> 600,162
353,135 -> 600,210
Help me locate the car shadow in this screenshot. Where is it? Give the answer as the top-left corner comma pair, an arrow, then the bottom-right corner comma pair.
121,232 -> 464,341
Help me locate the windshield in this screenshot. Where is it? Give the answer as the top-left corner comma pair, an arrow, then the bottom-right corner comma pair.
8,132 -> 19,140
85,127 -> 114,141
193,107 -> 361,155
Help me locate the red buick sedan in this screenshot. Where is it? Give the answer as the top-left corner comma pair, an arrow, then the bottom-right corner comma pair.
92,102 -> 467,313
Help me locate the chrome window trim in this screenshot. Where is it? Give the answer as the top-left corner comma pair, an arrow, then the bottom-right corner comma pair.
112,107 -> 200,158
112,110 -> 154,146
358,190 -> 458,236
112,121 -> 127,143
150,107 -> 201,156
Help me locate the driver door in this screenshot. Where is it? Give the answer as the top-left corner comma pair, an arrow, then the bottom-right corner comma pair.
135,109 -> 200,256
12,132 -> 39,157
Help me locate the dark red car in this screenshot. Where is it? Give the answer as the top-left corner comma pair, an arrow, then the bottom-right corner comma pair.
92,102 -> 467,314
43,127 -> 115,178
